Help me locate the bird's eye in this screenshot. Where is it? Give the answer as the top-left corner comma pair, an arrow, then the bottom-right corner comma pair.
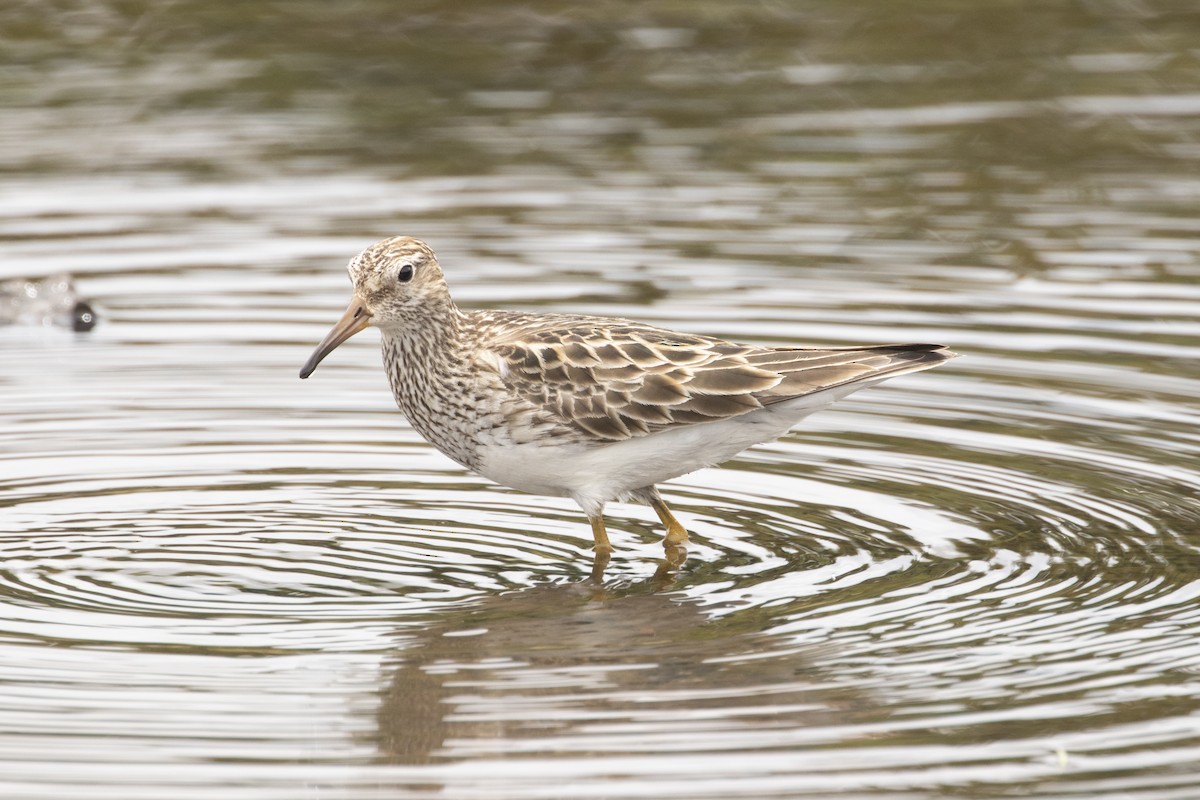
397,264 -> 415,283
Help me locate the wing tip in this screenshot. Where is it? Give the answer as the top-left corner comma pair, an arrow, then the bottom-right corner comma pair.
865,343 -> 958,368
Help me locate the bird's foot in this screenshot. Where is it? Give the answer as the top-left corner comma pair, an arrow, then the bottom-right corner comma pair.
588,515 -> 613,552
662,522 -> 689,548
650,496 -> 691,547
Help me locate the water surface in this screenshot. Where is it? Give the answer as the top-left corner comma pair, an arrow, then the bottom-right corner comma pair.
3,2 -> 1200,798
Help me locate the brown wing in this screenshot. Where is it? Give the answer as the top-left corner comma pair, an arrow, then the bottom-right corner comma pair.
489,321 -> 954,442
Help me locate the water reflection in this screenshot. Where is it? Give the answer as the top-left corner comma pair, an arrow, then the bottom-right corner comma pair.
374,574 -> 830,767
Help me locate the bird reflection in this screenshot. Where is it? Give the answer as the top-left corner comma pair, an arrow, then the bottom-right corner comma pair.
592,539 -> 687,585
371,549 -> 866,767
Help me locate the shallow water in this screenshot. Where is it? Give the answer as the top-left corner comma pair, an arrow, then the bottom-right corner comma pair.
3,2 -> 1200,798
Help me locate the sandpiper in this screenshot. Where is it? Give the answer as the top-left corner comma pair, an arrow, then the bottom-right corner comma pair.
0,274 -> 97,331
300,237 -> 955,557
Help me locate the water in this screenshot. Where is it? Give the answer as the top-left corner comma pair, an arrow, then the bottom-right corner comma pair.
3,2 -> 1200,798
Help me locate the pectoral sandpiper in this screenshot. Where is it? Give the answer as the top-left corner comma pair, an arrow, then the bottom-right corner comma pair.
300,237 -> 954,560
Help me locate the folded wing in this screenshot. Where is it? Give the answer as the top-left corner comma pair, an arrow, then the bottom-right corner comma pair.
490,322 -> 954,442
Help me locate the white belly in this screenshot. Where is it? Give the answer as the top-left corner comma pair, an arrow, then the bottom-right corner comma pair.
476,383 -> 870,515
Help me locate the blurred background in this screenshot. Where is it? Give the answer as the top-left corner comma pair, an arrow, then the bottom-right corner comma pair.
3,1 -> 1200,799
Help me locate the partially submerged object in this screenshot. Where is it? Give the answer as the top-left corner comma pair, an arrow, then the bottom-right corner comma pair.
0,274 -> 97,331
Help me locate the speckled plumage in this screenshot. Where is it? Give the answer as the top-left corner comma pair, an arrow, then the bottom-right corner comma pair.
301,236 -> 956,558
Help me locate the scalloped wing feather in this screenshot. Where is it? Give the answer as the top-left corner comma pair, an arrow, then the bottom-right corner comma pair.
485,315 -> 954,442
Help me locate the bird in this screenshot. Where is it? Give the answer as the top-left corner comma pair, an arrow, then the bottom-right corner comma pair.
0,273 -> 97,331
300,236 -> 955,560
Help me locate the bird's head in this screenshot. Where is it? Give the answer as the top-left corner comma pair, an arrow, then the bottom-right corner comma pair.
299,236 -> 451,379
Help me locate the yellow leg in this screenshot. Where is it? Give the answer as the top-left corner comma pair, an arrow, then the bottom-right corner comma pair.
589,549 -> 611,584
649,496 -> 690,547
589,515 -> 614,554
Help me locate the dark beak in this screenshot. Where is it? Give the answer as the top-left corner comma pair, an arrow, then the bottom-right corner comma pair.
299,300 -> 371,379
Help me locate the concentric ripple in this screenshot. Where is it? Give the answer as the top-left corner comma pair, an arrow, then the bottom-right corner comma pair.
4,176 -> 1200,797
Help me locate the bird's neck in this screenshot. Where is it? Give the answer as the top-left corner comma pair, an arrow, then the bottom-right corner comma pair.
377,301 -> 484,470
378,300 -> 469,381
